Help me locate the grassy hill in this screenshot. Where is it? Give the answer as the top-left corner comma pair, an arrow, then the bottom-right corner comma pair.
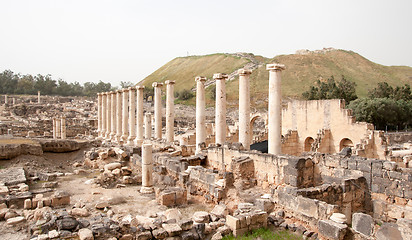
140,49 -> 412,108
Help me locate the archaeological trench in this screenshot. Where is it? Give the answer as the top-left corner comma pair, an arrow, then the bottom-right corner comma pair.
0,65 -> 411,240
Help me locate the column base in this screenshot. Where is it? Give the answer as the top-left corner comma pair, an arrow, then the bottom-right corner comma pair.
110,132 -> 116,140
140,186 -> 154,194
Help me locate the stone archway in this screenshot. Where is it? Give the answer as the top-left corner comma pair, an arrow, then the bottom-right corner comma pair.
304,137 -> 315,152
339,138 -> 354,151
249,113 -> 268,144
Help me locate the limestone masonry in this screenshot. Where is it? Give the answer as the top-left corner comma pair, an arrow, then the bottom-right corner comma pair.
0,63 -> 410,240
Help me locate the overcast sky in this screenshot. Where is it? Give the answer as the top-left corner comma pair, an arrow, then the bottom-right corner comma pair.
1,0 -> 411,87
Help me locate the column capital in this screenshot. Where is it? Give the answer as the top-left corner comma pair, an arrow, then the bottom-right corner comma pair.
136,85 -> 145,90
97,93 -> 102,96
116,89 -> 122,94
213,73 -> 228,80
195,76 -> 207,82
128,86 -> 136,91
152,82 -> 164,88
238,69 -> 252,76
122,88 -> 129,92
165,80 -> 175,85
266,63 -> 286,71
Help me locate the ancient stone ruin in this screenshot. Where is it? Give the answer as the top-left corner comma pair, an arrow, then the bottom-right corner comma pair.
0,65 -> 411,240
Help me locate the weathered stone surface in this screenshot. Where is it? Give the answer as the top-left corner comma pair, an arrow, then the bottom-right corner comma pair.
57,216 -> 79,231
95,201 -> 109,209
71,208 -> 90,217
193,211 -> 209,223
162,223 -> 182,236
318,219 -> 347,240
6,216 -> 25,225
352,212 -> 373,236
164,208 -> 182,221
0,167 -> 26,185
39,139 -> 88,153
104,162 -> 122,171
153,228 -> 168,239
396,218 -> 412,240
0,140 -> 43,159
79,228 -> 94,240
48,229 -> 60,239
376,223 -> 403,240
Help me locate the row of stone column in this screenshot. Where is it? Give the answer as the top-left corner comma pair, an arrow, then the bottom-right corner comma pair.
3,91 -> 41,105
52,117 -> 66,139
97,81 -> 176,146
195,64 -> 285,155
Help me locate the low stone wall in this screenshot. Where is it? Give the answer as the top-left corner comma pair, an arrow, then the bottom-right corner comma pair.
385,132 -> 412,145
0,139 -> 43,160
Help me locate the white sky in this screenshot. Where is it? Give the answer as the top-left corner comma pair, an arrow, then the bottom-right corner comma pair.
1,0 -> 411,87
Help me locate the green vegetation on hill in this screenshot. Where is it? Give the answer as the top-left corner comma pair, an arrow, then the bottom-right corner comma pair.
140,49 -> 412,108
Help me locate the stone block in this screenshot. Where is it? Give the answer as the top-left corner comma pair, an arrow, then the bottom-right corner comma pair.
389,171 -> 402,180
352,212 -> 373,236
51,194 -> 70,207
297,196 -> 318,219
397,218 -> 412,240
357,160 -> 371,172
318,220 -> 347,240
226,215 -> 240,230
383,161 -> 397,171
160,191 -> 176,207
233,227 -> 248,237
162,223 -> 182,237
348,159 -> 357,170
255,199 -> 274,213
375,222 -> 402,240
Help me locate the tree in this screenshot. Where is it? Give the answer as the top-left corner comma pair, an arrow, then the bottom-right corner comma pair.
120,81 -> 134,88
368,82 -> 393,99
177,89 -> 194,100
302,75 -> 357,104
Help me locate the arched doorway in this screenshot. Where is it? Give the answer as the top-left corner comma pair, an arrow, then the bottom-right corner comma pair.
250,114 -> 268,153
304,137 -> 315,152
339,138 -> 354,151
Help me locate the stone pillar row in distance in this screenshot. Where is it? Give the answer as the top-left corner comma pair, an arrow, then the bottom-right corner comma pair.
97,82 -> 175,146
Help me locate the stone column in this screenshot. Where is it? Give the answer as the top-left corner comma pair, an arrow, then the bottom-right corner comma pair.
106,92 -> 112,139
101,93 -> 107,138
152,82 -> 163,140
38,91 -> 41,103
97,93 -> 102,137
110,92 -> 116,140
61,117 -> 66,139
238,69 -> 252,150
56,118 -> 61,138
267,63 -> 286,155
121,88 -> 129,141
116,90 -> 122,142
195,76 -> 207,153
214,73 -> 228,145
141,144 -> 154,194
134,86 -> 145,146
144,113 -> 152,139
165,80 -> 175,143
127,87 -> 136,145
4,95 -> 7,104
12,98 -> 15,105
52,118 -> 57,139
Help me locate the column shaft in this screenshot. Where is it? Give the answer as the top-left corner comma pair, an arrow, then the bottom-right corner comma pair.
97,93 -> 102,137
214,73 -> 228,145
101,93 -> 107,137
56,118 -> 61,138
106,92 -> 111,139
141,144 -> 154,193
110,92 -> 116,139
128,87 -> 136,145
116,90 -> 122,141
61,117 -> 66,139
144,113 -> 152,139
121,89 -> 129,141
267,64 -> 286,155
135,86 -> 145,146
195,77 -> 206,153
152,82 -> 163,139
52,118 -> 57,139
165,80 -> 175,143
238,69 -> 252,150
38,91 -> 41,103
